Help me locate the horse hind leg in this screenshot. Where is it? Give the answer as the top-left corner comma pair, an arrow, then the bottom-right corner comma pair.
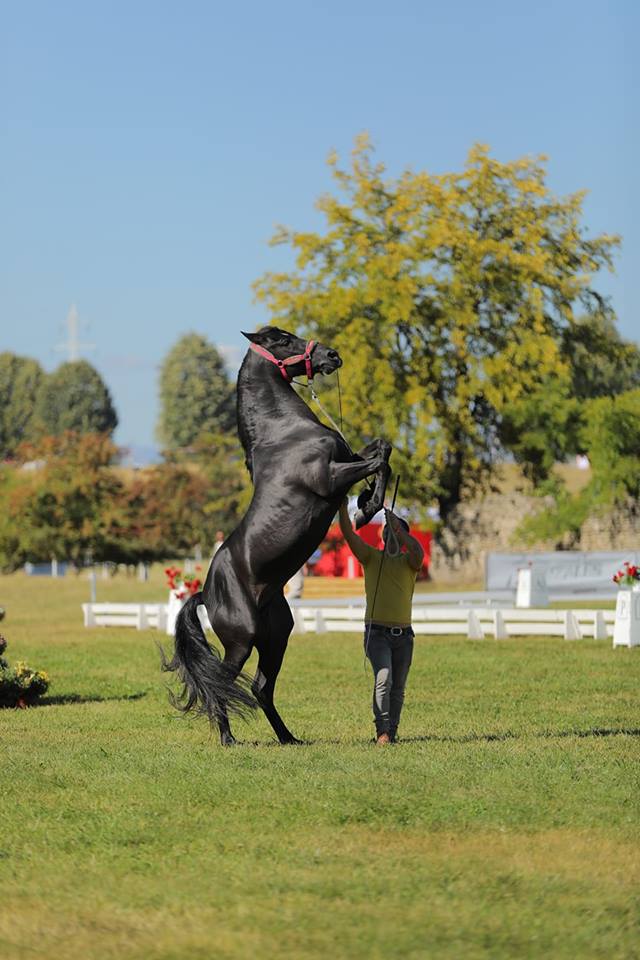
210,601 -> 258,746
216,645 -> 253,745
253,596 -> 302,745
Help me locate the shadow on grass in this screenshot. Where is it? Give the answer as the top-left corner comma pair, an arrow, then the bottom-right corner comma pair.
242,727 -> 640,748
399,727 -> 640,744
201,727 -> 640,749
36,691 -> 148,708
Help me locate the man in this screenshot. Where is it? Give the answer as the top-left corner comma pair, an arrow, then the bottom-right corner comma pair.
339,499 -> 424,745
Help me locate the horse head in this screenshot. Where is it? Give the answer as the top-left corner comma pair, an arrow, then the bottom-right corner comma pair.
241,326 -> 342,381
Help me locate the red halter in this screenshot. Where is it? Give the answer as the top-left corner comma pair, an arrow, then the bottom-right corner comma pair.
249,340 -> 317,382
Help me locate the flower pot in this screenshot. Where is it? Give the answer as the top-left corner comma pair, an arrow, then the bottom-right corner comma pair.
166,589 -> 187,636
612,584 -> 640,648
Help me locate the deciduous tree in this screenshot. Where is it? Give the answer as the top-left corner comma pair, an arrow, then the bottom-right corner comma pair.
2,433 -> 123,567
254,137 -> 620,521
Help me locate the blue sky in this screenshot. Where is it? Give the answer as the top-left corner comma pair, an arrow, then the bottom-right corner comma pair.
2,0 -> 636,451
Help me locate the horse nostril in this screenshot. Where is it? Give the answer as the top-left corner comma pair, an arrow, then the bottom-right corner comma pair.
327,350 -> 339,361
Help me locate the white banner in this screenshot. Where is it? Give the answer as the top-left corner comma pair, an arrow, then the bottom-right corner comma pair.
486,551 -> 640,595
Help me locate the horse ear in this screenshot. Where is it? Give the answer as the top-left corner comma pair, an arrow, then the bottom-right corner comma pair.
241,330 -> 259,343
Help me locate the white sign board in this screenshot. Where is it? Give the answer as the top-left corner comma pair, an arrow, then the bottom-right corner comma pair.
487,551 -> 640,596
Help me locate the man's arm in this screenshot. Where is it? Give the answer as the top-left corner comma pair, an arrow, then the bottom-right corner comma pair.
386,510 -> 425,572
338,500 -> 370,564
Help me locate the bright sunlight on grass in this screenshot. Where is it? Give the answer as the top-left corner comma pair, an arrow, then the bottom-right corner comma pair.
1,570 -> 638,960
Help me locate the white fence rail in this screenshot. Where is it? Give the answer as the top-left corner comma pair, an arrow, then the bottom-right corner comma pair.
82,603 -> 168,631
288,603 -> 614,640
81,600 -> 615,640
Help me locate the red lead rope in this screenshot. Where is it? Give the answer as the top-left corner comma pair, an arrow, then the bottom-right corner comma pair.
249,340 -> 316,381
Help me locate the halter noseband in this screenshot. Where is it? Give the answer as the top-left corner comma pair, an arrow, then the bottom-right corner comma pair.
249,340 -> 317,382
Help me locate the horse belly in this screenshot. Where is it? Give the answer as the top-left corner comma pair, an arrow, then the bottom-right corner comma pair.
246,501 -> 334,585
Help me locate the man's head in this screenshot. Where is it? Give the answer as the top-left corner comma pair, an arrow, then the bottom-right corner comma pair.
382,516 -> 409,544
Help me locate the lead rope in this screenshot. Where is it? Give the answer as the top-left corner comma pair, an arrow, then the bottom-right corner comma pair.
337,368 -> 344,435
364,475 -> 401,666
293,371 -> 376,491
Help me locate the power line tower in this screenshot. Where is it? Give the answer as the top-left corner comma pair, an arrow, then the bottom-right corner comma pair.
54,304 -> 95,362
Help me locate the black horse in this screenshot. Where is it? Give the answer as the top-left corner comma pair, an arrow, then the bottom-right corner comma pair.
163,326 -> 391,745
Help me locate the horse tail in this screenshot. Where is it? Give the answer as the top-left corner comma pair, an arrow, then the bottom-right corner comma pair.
160,591 -> 256,725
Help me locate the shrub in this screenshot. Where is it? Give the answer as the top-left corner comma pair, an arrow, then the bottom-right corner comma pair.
0,635 -> 50,708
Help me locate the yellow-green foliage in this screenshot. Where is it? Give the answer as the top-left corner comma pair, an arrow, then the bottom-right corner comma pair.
254,137 -> 619,519
518,389 -> 640,546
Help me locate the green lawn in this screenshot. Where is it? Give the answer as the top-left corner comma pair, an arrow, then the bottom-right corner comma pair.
1,571 -> 638,960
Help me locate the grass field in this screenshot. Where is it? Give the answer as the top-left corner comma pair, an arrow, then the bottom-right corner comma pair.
1,570 -> 639,960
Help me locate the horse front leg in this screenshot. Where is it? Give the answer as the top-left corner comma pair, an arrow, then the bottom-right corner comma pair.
353,440 -> 392,529
323,448 -> 389,495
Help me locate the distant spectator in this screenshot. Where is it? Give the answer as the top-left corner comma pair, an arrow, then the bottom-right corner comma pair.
212,530 -> 225,554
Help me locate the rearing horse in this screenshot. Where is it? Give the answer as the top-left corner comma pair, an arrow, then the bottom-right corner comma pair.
163,326 -> 391,745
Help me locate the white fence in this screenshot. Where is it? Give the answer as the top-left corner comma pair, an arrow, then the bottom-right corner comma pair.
82,600 -> 615,640
288,602 -> 614,640
82,603 -> 168,631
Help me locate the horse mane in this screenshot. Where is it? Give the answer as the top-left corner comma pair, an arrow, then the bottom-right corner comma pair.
236,348 -> 320,478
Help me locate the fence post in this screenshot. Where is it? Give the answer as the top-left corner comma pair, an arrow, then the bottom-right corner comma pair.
137,605 -> 149,630
593,610 -> 608,640
88,569 -> 97,603
467,610 -> 484,640
493,610 -> 508,639
314,610 -> 327,634
563,611 -> 582,641
157,604 -> 168,633
292,609 -> 307,635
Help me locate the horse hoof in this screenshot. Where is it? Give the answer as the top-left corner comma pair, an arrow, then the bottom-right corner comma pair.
357,488 -> 373,510
220,734 -> 237,747
281,736 -> 304,745
354,509 -> 367,530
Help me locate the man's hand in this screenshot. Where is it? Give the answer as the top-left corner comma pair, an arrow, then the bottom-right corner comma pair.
384,509 -> 424,572
384,508 -> 402,533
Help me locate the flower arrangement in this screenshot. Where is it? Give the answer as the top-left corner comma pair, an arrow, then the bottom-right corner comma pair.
0,635 -> 50,708
612,562 -> 640,587
164,565 -> 203,600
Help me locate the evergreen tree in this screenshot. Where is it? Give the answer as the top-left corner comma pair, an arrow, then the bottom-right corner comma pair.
0,353 -> 44,458
157,333 -> 235,451
36,360 -> 118,437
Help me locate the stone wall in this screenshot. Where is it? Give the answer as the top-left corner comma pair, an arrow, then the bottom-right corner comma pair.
429,494 -> 640,585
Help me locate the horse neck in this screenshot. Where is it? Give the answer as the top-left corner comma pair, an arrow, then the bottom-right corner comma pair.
237,352 -> 318,461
